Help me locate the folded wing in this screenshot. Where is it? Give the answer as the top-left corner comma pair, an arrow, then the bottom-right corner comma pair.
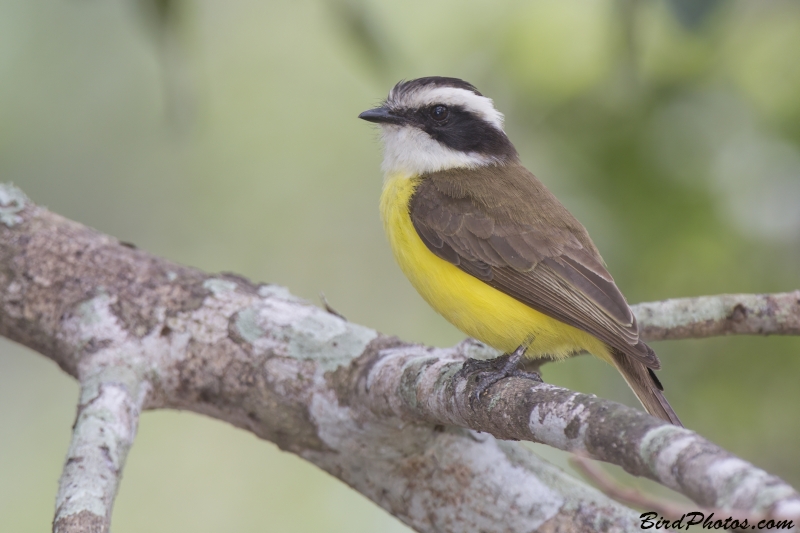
409,165 -> 659,369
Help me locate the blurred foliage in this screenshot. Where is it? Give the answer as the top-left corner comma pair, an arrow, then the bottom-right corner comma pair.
1,0 -> 799,531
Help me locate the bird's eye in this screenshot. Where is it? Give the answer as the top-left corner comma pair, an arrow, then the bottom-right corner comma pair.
430,105 -> 449,121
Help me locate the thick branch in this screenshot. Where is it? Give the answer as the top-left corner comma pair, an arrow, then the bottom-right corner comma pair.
1,184 -> 798,531
354,339 -> 800,518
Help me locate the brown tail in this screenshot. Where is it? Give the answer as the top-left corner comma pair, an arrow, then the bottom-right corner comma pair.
610,347 -> 682,426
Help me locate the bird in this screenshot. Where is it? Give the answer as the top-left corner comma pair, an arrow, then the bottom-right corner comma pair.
358,76 -> 681,426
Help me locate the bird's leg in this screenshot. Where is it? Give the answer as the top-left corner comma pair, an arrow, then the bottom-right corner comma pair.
457,344 -> 542,408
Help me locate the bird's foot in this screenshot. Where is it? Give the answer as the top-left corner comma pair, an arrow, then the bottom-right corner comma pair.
456,345 -> 542,408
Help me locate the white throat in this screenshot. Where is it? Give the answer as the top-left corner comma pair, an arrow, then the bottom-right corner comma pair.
379,125 -> 499,176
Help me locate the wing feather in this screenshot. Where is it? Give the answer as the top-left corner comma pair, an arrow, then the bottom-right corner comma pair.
409,165 -> 660,369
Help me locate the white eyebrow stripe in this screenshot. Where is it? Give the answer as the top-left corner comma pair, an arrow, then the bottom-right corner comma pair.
397,87 -> 505,131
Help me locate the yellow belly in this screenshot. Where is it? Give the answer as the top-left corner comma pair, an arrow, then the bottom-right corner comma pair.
380,172 -> 611,361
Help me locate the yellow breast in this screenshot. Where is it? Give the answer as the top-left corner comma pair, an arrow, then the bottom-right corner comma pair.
379,172 -> 610,361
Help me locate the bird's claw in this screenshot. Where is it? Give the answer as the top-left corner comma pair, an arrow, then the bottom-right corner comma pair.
456,345 -> 542,408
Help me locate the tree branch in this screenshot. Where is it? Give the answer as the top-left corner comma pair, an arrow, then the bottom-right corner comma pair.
0,183 -> 798,532
351,339 -> 800,517
569,455 -> 791,526
633,292 -> 800,341
53,368 -> 147,533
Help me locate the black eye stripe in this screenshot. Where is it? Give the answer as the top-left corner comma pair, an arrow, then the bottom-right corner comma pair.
418,106 -> 517,159
390,104 -> 516,159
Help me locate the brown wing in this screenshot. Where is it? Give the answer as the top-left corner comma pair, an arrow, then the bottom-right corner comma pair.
409,164 -> 660,369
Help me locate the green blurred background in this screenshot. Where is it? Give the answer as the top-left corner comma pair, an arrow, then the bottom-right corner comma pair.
2,0 -> 800,531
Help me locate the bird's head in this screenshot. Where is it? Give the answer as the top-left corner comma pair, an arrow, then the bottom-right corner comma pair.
359,77 -> 518,176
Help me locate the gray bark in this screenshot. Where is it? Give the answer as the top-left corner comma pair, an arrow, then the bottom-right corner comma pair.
634,292 -> 800,340
0,183 -> 797,533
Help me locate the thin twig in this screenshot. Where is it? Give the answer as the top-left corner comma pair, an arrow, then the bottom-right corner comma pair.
571,455 -> 703,518
320,291 -> 347,321
633,292 -> 800,341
